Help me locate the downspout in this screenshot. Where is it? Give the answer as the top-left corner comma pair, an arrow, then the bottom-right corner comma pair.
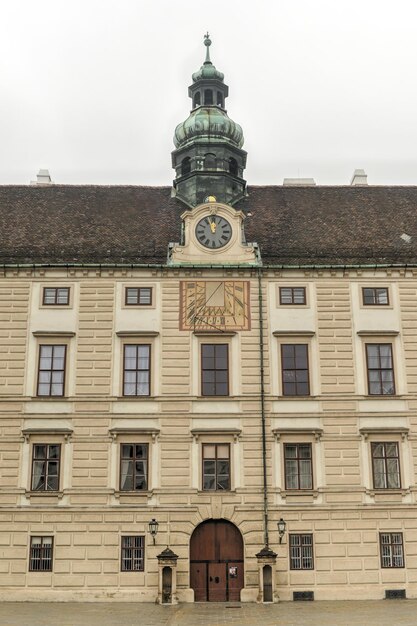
258,266 -> 269,547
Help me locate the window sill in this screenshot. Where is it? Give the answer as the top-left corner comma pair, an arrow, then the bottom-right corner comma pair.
281,490 -> 319,500
25,491 -> 64,500
117,396 -> 154,401
31,396 -> 68,401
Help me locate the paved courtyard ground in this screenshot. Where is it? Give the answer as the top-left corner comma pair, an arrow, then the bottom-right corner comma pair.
0,600 -> 416,626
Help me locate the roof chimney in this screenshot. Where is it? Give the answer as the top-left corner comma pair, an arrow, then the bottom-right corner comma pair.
31,169 -> 53,185
350,169 -> 368,186
283,178 -> 316,186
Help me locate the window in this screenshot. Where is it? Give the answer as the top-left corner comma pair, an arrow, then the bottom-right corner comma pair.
363,287 -> 389,305
202,444 -> 230,491
31,444 -> 61,491
289,534 -> 314,570
229,157 -> 238,177
204,89 -> 213,105
37,345 -> 66,396
42,287 -> 70,306
201,344 -> 229,396
281,344 -> 309,396
371,442 -> 400,489
29,536 -> 53,571
193,93 -> 201,107
279,287 -> 306,305
123,345 -> 151,396
284,443 -> 313,490
125,287 -> 152,306
181,157 -> 191,176
204,153 -> 216,169
121,536 -> 145,571
120,443 -> 148,491
366,344 -> 395,395
380,532 -> 404,568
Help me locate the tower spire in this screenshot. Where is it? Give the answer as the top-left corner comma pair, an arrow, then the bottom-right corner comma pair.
204,32 -> 212,64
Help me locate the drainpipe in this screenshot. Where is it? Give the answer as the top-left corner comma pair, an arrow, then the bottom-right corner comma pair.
257,267 -> 269,547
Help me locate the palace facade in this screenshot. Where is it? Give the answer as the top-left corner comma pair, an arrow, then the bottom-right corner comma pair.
1,36 -> 417,603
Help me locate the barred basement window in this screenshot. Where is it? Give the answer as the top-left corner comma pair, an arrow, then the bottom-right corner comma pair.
125,287 -> 152,306
289,534 -> 314,570
380,532 -> 404,568
362,287 -> 389,305
120,444 -> 148,491
43,287 -> 70,305
371,442 -> 401,489
121,536 -> 145,571
31,444 -> 61,491
279,287 -> 306,305
29,536 -> 53,571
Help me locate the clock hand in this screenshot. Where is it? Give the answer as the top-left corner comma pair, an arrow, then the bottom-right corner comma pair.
209,218 -> 217,233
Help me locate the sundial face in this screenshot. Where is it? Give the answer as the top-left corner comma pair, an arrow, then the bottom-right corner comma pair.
180,281 -> 251,331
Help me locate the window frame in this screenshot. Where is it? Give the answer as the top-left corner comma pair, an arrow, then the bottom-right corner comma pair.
125,287 -> 153,307
365,343 -> 395,396
280,343 -> 310,397
119,443 -> 149,492
36,344 -> 67,397
121,535 -> 145,572
202,443 -> 231,491
371,441 -> 401,490
284,442 -> 313,490
31,443 -> 61,492
201,343 -> 229,397
279,287 -> 306,306
122,344 -> 151,397
289,533 -> 314,570
42,287 -> 70,306
29,536 -> 54,572
379,532 -> 405,568
362,287 -> 390,306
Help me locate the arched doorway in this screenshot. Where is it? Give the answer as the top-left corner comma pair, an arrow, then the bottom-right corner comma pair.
190,519 -> 244,602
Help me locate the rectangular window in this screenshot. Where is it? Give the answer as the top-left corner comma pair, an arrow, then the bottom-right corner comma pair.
37,345 -> 66,396
29,536 -> 53,571
123,344 -> 151,396
366,343 -> 395,395
201,344 -> 229,396
120,444 -> 148,491
280,287 -> 306,305
125,287 -> 152,306
31,444 -> 61,491
289,534 -> 314,570
284,443 -> 313,490
362,287 -> 389,306
371,442 -> 400,489
121,536 -> 145,571
202,444 -> 230,491
380,532 -> 404,568
281,344 -> 309,396
43,287 -> 70,306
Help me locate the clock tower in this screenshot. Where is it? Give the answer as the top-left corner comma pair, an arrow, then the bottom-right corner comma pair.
172,34 -> 247,208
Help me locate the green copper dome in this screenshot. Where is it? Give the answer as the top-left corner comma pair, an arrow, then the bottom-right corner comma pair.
192,33 -> 225,82
174,106 -> 244,149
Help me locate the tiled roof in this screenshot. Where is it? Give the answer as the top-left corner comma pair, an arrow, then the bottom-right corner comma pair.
0,184 -> 416,266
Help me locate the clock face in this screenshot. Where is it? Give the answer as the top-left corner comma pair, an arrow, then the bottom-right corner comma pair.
195,215 -> 232,249
180,280 -> 251,331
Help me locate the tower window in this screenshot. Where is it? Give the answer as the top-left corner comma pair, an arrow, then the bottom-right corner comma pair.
181,157 -> 191,176
204,89 -> 213,105
204,153 -> 216,169
217,91 -> 224,107
193,92 -> 201,107
229,157 -> 238,177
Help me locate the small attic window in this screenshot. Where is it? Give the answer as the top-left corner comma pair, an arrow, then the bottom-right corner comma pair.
193,93 -> 201,107
217,91 -> 224,107
181,157 -> 191,176
229,157 -> 238,177
204,89 -> 213,105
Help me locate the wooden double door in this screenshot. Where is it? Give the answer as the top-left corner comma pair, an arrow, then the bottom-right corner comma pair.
190,519 -> 244,602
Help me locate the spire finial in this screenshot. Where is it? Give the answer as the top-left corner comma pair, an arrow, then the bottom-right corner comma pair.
204,32 -> 212,64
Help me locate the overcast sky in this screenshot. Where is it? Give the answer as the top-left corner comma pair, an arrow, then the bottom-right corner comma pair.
1,0 -> 417,186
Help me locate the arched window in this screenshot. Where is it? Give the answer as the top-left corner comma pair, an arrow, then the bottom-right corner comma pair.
204,153 -> 216,169
217,91 -> 224,107
204,89 -> 213,105
181,157 -> 191,176
193,92 -> 201,107
229,157 -> 238,177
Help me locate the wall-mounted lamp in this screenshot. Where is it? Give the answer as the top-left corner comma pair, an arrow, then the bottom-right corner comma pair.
148,518 -> 159,545
277,518 -> 286,544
